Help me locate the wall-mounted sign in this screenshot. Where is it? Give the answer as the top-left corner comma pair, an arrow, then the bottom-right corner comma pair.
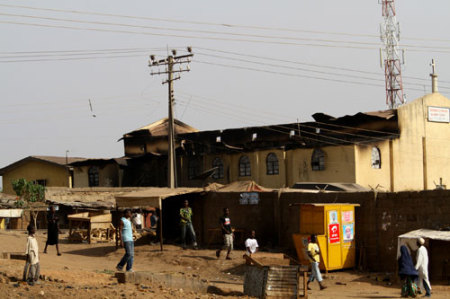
329,210 -> 338,224
343,224 -> 354,242
428,106 -> 450,123
328,223 -> 340,244
342,211 -> 353,223
239,192 -> 259,205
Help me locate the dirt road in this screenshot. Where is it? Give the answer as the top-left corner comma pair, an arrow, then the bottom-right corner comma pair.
0,230 -> 449,298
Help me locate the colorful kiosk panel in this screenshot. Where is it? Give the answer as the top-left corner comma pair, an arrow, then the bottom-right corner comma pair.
292,203 -> 359,271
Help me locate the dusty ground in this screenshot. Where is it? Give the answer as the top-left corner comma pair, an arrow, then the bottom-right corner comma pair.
0,230 -> 449,298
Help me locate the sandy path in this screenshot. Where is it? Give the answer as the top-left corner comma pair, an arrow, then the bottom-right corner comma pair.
1,230 -> 449,298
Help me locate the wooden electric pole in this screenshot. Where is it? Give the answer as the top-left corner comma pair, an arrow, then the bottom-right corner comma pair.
149,47 -> 193,188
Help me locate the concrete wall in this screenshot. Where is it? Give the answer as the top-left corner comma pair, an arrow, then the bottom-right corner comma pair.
2,161 -> 69,195
355,141 -> 391,191
392,93 -> 450,191
285,145 -> 356,187
72,164 -> 121,187
422,93 -> 450,190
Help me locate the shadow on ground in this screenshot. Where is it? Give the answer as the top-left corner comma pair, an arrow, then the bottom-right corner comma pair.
349,271 -> 399,290
223,264 -> 247,276
207,285 -> 243,296
64,245 -> 116,257
181,255 -> 217,261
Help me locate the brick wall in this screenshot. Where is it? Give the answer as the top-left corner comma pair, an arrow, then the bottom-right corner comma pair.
201,189 -> 450,273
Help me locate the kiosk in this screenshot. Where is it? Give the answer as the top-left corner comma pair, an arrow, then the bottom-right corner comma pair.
292,203 -> 359,271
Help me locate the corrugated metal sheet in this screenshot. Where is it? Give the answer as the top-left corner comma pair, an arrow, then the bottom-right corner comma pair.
264,266 -> 299,299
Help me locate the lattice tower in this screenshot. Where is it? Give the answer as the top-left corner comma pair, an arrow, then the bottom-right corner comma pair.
380,0 -> 405,109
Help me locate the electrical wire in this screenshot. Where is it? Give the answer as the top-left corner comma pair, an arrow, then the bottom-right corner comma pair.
2,3 -> 450,45
194,59 -> 425,92
196,47 -> 450,84
0,20 -> 380,51
3,12 -> 450,53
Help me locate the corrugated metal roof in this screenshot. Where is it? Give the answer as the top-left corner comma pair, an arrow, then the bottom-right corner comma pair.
399,229 -> 450,241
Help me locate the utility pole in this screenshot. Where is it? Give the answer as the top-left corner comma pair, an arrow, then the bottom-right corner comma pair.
379,0 -> 405,109
148,47 -> 193,188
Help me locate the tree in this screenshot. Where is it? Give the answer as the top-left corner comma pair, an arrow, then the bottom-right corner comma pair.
12,178 -> 46,228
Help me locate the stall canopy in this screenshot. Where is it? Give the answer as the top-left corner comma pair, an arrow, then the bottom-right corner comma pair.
115,187 -> 202,209
0,209 -> 23,218
397,229 -> 450,257
114,187 -> 203,251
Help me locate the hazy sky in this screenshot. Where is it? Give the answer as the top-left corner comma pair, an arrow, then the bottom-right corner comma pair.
1,0 -> 450,189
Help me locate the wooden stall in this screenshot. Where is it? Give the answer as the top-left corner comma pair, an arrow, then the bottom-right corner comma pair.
68,211 -> 114,244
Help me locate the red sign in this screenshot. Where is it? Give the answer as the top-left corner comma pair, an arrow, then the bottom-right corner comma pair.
328,224 -> 340,244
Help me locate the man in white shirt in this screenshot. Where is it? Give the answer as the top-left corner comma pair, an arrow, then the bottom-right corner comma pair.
132,211 -> 143,230
245,230 -> 259,256
415,238 -> 431,297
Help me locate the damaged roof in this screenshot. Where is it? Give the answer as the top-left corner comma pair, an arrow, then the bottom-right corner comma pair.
122,118 -> 198,139
175,109 -> 399,153
69,157 -> 128,167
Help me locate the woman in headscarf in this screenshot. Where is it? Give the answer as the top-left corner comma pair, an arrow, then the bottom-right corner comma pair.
398,245 -> 418,297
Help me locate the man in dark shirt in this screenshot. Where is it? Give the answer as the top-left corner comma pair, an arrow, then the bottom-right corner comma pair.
216,208 -> 233,260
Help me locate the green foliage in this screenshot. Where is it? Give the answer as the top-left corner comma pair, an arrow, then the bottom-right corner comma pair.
11,178 -> 45,204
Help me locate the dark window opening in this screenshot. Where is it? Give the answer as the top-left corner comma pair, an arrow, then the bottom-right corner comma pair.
188,158 -> 202,180
266,153 -> 279,175
311,149 -> 325,171
239,156 -> 251,177
88,166 -> 100,187
371,147 -> 382,169
212,157 -> 224,179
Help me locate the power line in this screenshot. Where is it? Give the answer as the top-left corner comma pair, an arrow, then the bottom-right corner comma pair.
3,12 -> 450,52
2,3 -> 450,45
196,47 -> 450,85
0,20 -> 378,51
194,59 -> 425,92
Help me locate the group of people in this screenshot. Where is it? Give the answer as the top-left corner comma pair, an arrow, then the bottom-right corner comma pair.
115,202 -> 258,272
24,203 -> 432,297
398,238 -> 432,297
178,201 -> 258,258
116,203 -> 432,297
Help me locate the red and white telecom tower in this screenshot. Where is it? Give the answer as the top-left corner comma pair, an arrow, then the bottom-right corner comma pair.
380,0 -> 405,109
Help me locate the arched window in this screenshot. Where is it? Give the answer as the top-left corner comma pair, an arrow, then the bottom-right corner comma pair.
212,158 -> 224,179
88,166 -> 99,187
311,149 -> 325,171
371,147 -> 381,169
239,156 -> 251,177
188,158 -> 202,180
266,153 -> 279,175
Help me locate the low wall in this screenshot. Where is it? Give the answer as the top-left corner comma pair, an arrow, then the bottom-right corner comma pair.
200,189 -> 450,274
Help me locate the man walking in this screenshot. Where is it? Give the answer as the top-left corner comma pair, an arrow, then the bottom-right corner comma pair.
116,209 -> 134,272
307,235 -> 326,290
216,208 -> 233,260
180,200 -> 198,249
415,238 -> 431,297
